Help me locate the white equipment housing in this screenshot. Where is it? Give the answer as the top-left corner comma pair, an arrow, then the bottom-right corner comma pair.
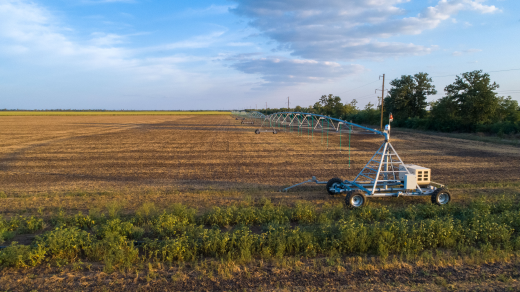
399,164 -> 430,186
404,174 -> 417,190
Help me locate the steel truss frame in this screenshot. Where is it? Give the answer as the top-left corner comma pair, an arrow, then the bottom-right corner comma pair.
234,111 -> 443,198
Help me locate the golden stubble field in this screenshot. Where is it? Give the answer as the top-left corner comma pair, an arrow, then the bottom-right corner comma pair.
1,114 -> 519,214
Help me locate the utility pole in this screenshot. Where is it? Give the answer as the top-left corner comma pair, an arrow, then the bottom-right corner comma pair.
381,74 -> 385,131
378,74 -> 385,131
288,96 -> 290,110
266,102 -> 267,110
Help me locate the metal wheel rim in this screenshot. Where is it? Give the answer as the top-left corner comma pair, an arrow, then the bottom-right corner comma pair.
330,182 -> 341,192
351,195 -> 364,207
438,193 -> 449,204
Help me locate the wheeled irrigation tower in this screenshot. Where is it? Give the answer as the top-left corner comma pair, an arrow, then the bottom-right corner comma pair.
233,111 -> 452,208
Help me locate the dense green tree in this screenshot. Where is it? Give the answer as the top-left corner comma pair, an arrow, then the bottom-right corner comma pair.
439,70 -> 500,126
385,73 -> 437,120
495,96 -> 520,122
342,99 -> 359,116
313,94 -> 344,117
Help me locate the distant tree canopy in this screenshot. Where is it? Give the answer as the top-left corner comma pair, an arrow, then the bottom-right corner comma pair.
385,73 -> 437,120
256,69 -> 520,135
433,70 -> 499,126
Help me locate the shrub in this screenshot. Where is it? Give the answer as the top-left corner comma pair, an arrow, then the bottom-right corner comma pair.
168,203 -> 196,223
256,201 -> 290,225
0,242 -> 46,268
95,219 -> 144,240
291,201 -> 317,224
151,213 -> 190,238
0,216 -> 15,243
86,231 -> 139,269
69,212 -> 97,230
3,215 -> 45,234
35,227 -> 92,263
143,236 -> 191,262
134,202 -> 158,225
201,206 -> 235,227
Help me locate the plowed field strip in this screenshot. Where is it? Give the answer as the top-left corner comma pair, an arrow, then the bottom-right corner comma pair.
0,115 -> 519,193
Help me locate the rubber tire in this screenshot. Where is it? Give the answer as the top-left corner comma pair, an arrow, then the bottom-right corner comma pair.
345,191 -> 368,208
273,130 -> 277,134
431,188 -> 452,206
255,129 -> 260,134
326,178 -> 343,195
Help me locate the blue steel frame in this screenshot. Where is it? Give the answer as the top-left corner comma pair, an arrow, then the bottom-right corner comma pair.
233,111 -> 443,198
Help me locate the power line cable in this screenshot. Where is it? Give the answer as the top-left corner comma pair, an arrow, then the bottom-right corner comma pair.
337,80 -> 380,95
351,93 -> 378,100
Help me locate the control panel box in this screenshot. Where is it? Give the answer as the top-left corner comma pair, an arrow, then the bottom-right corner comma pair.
399,164 -> 430,186
404,174 -> 417,190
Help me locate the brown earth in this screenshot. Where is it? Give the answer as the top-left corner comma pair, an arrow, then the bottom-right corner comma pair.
1,255 -> 519,291
0,114 -> 519,216
1,114 -> 519,194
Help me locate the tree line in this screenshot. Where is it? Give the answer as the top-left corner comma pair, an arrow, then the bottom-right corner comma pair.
256,70 -> 520,136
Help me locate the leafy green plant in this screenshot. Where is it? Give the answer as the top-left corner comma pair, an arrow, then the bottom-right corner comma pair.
95,219 -> 144,240
168,203 -> 196,223
0,242 -> 46,268
0,216 -> 15,243
135,202 -> 158,225
105,201 -> 126,219
86,231 -> 139,270
151,213 -> 190,238
291,201 -> 317,224
35,227 -> 91,264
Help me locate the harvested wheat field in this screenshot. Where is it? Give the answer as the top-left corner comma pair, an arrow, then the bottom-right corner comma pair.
1,114 -> 520,291
1,114 -> 519,190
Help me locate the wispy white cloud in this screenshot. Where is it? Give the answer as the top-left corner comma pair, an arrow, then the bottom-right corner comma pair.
0,0 -> 228,83
227,42 -> 255,47
187,4 -> 234,15
89,32 -> 126,46
452,48 -> 482,56
229,55 -> 364,86
134,31 -> 227,54
230,0 -> 499,61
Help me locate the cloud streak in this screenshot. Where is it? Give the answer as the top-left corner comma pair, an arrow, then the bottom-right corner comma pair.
229,56 -> 364,85
230,0 -> 498,61
452,48 -> 482,56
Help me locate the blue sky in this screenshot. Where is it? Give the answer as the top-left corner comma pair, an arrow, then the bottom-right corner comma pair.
0,0 -> 519,110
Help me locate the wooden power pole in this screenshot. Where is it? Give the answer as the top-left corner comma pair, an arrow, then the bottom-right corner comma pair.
380,74 -> 385,131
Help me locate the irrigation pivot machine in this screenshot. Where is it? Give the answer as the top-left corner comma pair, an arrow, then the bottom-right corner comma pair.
232,110 -> 452,208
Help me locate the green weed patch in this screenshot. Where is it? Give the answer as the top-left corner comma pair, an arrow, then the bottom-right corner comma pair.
1,196 -> 520,269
